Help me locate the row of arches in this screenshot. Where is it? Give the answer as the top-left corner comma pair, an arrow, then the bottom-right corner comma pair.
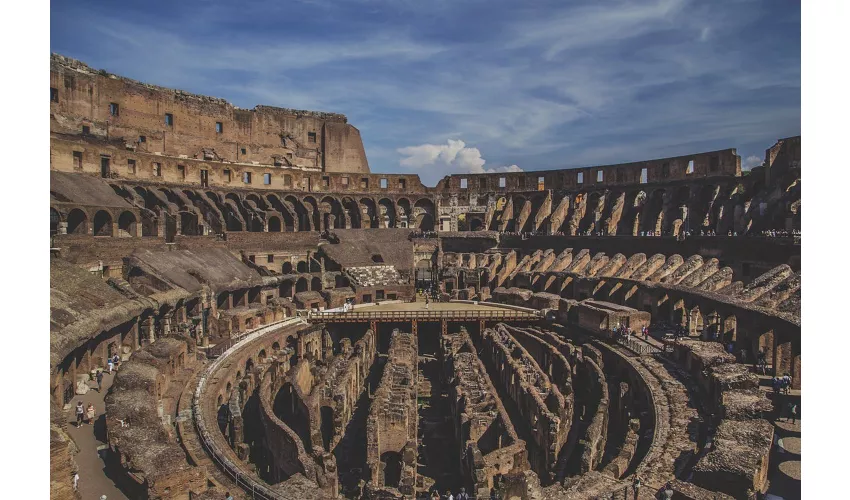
52,207 -> 139,237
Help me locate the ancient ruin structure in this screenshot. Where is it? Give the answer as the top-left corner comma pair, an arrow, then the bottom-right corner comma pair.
50,55 -> 800,499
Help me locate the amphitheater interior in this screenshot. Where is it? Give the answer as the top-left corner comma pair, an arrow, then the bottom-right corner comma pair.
49,54 -> 801,500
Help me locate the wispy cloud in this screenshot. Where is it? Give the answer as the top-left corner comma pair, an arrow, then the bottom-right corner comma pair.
50,0 -> 800,186
398,140 -> 523,178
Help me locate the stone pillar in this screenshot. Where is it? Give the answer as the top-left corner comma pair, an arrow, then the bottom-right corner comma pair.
58,222 -> 68,235
162,316 -> 172,337
141,317 -> 155,344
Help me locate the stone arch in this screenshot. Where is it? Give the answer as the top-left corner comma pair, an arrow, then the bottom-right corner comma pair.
397,198 -> 412,228
268,215 -> 282,232
296,277 -> 309,293
282,262 -> 293,274
311,277 -> 322,291
341,197 -> 361,228
378,198 -> 396,228
578,191 -> 603,234
360,197 -> 379,228
258,349 -> 267,363
66,208 -> 88,235
321,196 -> 345,229
642,189 -> 665,234
619,191 -> 644,235
93,210 -> 113,237
117,211 -> 137,237
285,195 -> 310,231
280,280 -> 294,298
302,196 -> 321,231
296,261 -> 308,273
335,275 -> 350,288
180,211 -> 200,235
413,198 -> 436,231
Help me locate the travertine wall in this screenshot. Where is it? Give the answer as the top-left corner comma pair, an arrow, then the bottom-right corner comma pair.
51,54 -> 370,174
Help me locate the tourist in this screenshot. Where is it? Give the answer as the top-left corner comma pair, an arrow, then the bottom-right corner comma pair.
456,487 -> 469,500
225,492 -> 234,500
445,489 -> 453,500
490,488 -> 498,500
783,373 -> 792,394
73,472 -> 79,492
96,370 -> 104,392
771,377 -> 780,396
425,296 -> 430,310
430,489 -> 440,500
662,481 -> 674,499
113,353 -> 120,369
739,348 -> 747,364
107,357 -> 114,374
790,403 -> 797,424
75,401 -> 85,428
86,403 -> 96,425
632,476 -> 641,500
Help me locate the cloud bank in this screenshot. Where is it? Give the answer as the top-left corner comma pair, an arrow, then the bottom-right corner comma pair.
397,140 -> 523,178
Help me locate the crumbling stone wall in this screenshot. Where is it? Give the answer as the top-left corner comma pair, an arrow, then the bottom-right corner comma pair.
443,328 -> 529,495
365,329 -> 418,497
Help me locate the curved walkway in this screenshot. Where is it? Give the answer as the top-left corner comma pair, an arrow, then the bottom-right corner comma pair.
64,370 -> 130,500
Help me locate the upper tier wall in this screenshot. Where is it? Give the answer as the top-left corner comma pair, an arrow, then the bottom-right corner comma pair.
50,54 -> 370,174
434,148 -> 742,192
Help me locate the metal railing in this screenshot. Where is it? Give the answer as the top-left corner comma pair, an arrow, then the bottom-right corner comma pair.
307,308 -> 541,321
206,318 -> 293,358
615,335 -> 663,355
193,317 -> 306,500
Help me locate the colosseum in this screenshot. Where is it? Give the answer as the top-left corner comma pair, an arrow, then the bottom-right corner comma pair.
49,53 -> 801,499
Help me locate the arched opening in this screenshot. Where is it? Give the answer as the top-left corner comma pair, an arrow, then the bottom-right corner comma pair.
272,341 -> 281,351
296,261 -> 308,273
296,278 -> 308,293
280,280 -> 293,298
311,277 -> 322,291
268,216 -> 282,232
250,215 -> 264,232
397,198 -> 412,228
258,349 -> 267,363
245,358 -> 255,373
322,196 -> 345,229
302,196 -> 321,230
93,210 -> 113,237
180,211 -> 200,236
320,406 -> 334,451
381,451 -> 403,488
285,195 -> 310,231
116,211 -> 137,237
469,218 -> 483,231
342,197 -> 361,228
66,208 -> 88,235
642,189 -> 665,235
413,198 -> 435,231
378,198 -> 396,228
335,275 -> 350,288
360,198 -> 379,228
282,262 -> 293,274
578,192 -> 602,234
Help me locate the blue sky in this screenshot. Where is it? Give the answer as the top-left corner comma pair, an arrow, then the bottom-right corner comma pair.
50,0 -> 800,186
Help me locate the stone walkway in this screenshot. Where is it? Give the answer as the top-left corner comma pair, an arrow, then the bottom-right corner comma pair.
65,370 -> 130,500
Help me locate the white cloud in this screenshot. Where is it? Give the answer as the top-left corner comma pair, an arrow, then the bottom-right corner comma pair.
397,140 -> 523,180
743,155 -> 763,170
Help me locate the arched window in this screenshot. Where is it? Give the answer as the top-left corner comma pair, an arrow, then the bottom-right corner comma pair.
93,211 -> 113,237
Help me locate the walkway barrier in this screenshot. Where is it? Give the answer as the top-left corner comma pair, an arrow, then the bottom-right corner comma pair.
615,335 -> 663,356
206,318 -> 294,358
307,308 -> 541,322
193,317 -> 306,500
